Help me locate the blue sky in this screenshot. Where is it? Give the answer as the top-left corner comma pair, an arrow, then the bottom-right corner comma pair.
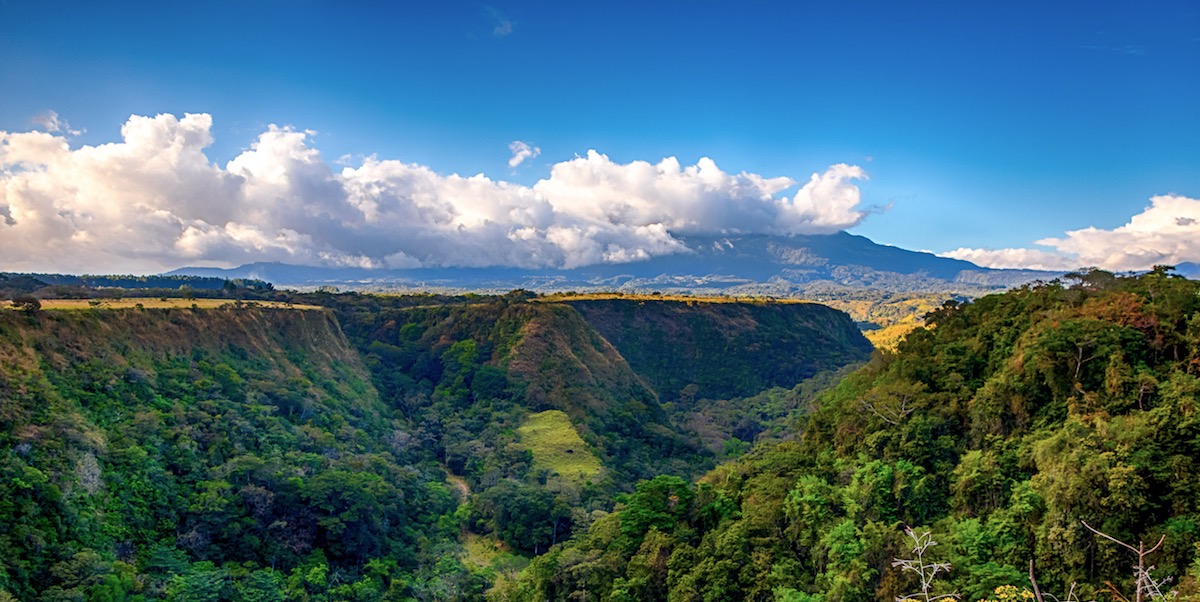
1,1 -> 1198,273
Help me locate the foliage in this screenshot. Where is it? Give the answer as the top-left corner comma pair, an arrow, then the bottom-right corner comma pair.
0,307 -> 453,599
984,585 -> 1036,602
9,294 -> 41,314
512,269 -> 1200,601
567,298 -> 872,400
0,282 -> 948,599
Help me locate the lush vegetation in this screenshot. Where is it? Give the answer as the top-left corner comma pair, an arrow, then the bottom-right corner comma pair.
502,269 -> 1200,601
0,284 -> 878,599
19,273 -> 1139,601
566,298 -> 872,400
0,307 -> 470,600
0,271 -> 276,303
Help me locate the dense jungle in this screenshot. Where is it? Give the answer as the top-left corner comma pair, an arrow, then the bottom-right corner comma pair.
1,268 -> 1198,601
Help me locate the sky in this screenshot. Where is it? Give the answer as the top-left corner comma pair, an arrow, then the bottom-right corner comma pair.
1,0 -> 1198,274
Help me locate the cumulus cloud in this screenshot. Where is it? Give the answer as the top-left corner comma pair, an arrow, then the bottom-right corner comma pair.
941,247 -> 1081,271
1038,195 -> 1200,270
534,152 -> 867,236
508,140 -> 540,168
943,194 -> 1200,271
0,112 -> 871,273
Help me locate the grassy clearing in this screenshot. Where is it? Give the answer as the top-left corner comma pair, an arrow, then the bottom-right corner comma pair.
461,532 -> 512,569
20,298 -> 323,311
538,292 -> 810,305
516,410 -> 603,484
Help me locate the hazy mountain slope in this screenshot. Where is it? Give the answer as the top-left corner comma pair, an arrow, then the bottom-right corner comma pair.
1175,261 -> 1200,278
166,232 -> 1055,294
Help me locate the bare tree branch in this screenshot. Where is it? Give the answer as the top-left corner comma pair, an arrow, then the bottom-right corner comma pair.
893,527 -> 960,602
1081,521 -> 1140,555
1082,521 -> 1174,602
1029,560 -> 1046,602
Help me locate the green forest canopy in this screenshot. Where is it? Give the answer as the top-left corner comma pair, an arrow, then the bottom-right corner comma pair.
503,268 -> 1200,601
2,268 -> 1200,601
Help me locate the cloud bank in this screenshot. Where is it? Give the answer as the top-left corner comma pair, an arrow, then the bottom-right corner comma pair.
0,113 -> 870,273
944,194 -> 1200,272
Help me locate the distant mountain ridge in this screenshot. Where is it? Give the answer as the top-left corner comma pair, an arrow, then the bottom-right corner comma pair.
1175,262 -> 1200,278
167,232 -> 1056,294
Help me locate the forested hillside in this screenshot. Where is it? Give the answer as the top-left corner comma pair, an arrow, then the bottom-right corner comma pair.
0,306 -> 462,599
0,291 -> 873,600
333,293 -> 701,524
506,269 -> 1200,601
328,293 -> 872,568
564,298 -> 872,401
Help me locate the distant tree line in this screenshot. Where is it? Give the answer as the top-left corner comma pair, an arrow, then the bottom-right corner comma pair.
0,272 -> 275,303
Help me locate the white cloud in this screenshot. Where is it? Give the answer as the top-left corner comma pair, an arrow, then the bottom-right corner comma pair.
31,110 -> 83,136
1038,194 -> 1200,270
508,140 -> 540,168
0,112 -> 872,274
942,194 -> 1200,272
941,247 -> 1081,271
533,152 -> 867,236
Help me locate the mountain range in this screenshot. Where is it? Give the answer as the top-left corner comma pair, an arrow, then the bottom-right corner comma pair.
168,232 -> 1057,294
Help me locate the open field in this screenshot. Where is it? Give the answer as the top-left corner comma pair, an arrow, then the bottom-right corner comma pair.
516,410 -> 604,484
460,531 -> 527,595
10,298 -> 323,311
461,532 -> 516,570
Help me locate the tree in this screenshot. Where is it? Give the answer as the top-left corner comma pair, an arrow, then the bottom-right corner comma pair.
166,562 -> 229,602
234,568 -> 285,602
473,480 -> 572,554
10,295 -> 40,314
617,475 -> 695,549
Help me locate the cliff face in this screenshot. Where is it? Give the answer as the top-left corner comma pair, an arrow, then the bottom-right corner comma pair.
564,299 -> 874,400
0,306 -> 377,439
0,307 -> 447,598
506,303 -> 659,419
